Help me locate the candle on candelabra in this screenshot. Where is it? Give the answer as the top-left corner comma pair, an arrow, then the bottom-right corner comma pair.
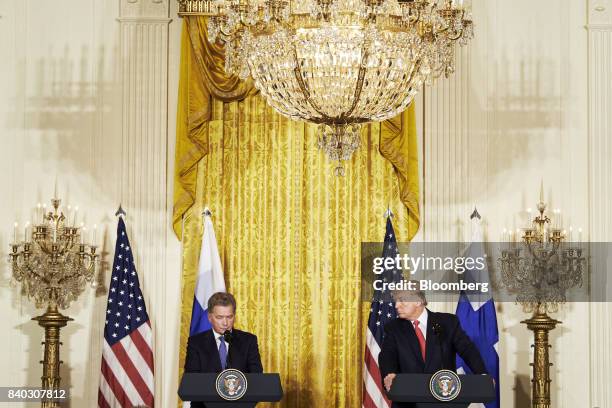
37,203 -> 41,223
67,205 -> 72,227
42,204 -> 47,222
578,228 -> 583,243
502,228 -> 507,243
24,222 -> 30,241
526,208 -> 532,228
81,226 -> 86,245
13,222 -> 18,243
539,179 -> 544,203
515,228 -> 520,242
73,206 -> 79,227
569,226 -> 573,241
93,224 -> 97,244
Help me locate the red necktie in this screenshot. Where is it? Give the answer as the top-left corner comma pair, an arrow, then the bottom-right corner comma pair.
413,320 -> 426,361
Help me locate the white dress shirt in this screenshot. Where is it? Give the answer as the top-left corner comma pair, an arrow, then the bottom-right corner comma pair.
213,329 -> 230,351
410,308 -> 428,340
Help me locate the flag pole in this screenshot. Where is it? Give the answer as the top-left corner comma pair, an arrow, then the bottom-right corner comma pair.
384,206 -> 394,219
115,204 -> 127,218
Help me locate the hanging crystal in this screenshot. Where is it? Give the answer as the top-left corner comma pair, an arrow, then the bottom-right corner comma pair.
180,0 -> 474,173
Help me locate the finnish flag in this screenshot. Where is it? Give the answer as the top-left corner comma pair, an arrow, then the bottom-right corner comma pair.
456,214 -> 500,408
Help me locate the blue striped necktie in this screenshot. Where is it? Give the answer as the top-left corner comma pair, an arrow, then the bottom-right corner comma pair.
218,336 -> 227,370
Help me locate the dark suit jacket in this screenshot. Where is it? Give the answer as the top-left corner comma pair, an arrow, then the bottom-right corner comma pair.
184,329 -> 263,407
378,310 -> 487,408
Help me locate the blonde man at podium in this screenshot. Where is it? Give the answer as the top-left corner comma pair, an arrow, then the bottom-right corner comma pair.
378,289 -> 487,408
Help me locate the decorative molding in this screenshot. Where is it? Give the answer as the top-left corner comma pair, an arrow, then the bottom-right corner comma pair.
588,25 -> 612,408
118,13 -> 171,406
586,23 -> 612,30
423,44 -> 472,244
117,17 -> 172,23
589,0 -> 612,24
120,0 -> 170,19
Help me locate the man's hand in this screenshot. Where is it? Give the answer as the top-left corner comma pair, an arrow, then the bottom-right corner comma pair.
384,373 -> 397,392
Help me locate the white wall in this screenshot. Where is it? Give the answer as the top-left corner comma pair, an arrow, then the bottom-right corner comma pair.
422,0 -> 611,407
0,0 -> 609,407
0,0 -> 182,406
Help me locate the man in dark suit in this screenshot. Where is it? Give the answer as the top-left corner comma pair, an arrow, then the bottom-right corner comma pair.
378,289 -> 488,408
184,292 -> 263,407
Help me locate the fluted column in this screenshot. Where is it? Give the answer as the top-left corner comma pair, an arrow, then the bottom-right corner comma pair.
588,1 -> 612,407
118,0 -> 171,405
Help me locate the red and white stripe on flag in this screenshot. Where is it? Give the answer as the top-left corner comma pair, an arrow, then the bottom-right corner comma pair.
99,322 -> 155,408
363,327 -> 392,408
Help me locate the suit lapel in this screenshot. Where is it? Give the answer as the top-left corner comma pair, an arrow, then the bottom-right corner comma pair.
399,319 -> 425,368
207,330 -> 223,372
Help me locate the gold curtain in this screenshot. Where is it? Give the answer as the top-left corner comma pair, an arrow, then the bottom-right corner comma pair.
174,17 -> 420,407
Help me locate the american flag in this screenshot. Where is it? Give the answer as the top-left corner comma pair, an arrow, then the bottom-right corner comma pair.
363,216 -> 401,408
98,218 -> 155,408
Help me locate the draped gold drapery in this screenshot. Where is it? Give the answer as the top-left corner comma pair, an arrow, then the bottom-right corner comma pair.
174,17 -> 420,407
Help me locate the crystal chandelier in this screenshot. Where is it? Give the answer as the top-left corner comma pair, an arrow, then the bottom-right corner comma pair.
179,0 -> 474,174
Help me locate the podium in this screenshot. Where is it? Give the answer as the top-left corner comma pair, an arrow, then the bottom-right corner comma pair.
178,373 -> 283,408
387,374 -> 495,408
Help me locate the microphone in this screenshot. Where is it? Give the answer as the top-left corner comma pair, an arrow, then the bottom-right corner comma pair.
223,330 -> 233,369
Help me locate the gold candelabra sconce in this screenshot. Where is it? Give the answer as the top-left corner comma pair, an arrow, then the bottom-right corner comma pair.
8,196 -> 99,408
497,186 -> 586,408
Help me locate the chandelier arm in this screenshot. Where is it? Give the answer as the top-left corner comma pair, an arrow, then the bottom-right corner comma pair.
291,45 -> 329,120
411,8 -> 422,24
446,28 -> 465,41
435,10 -> 465,40
342,38 -> 371,119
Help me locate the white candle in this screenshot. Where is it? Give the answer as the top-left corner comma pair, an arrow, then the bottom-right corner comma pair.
578,228 -> 583,243
81,227 -> 86,245
502,228 -> 507,243
42,204 -> 47,222
93,224 -> 97,244
569,226 -> 573,242
73,206 -> 79,226
13,222 -> 18,243
66,205 -> 72,226
37,203 -> 42,223
24,222 -> 30,241
54,177 -> 58,199
526,208 -> 532,228
539,179 -> 544,203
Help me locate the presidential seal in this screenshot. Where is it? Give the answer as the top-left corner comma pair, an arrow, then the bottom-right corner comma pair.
215,369 -> 248,401
429,369 -> 462,402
